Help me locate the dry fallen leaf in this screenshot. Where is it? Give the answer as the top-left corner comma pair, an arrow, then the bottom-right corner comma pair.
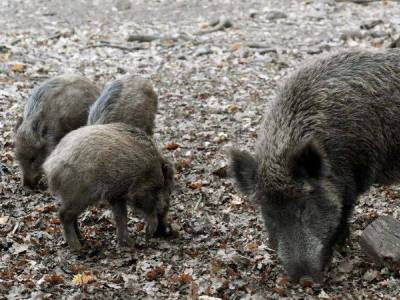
275,287 -> 287,297
37,204 -> 57,213
48,218 -> 61,225
187,182 -> 203,190
44,274 -> 64,285
276,276 -> 289,286
72,273 -> 97,285
363,269 -> 379,282
230,194 -> 243,206
0,52 -> 11,62
136,222 -> 145,232
145,265 -> 165,281
178,273 -> 193,284
166,142 -> 180,150
319,289 -> 330,299
176,159 -> 191,171
231,42 -> 242,51
226,103 -> 238,113
0,216 -> 9,225
10,63 -> 26,73
246,241 -> 259,252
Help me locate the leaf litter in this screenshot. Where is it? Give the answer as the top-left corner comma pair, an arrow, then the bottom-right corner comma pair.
1,0 -> 400,298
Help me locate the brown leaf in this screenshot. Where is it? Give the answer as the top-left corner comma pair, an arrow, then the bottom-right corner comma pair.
44,226 -> 61,234
275,287 -> 287,297
178,273 -> 193,284
176,159 -> 191,171
246,241 -> 259,252
187,182 -> 203,190
48,218 -> 61,225
166,142 -> 180,151
136,222 -> 145,232
44,274 -> 64,285
10,63 -> 26,73
146,265 -> 165,281
37,204 -> 57,213
44,226 -> 61,233
68,264 -> 87,274
231,42 -> 242,51
169,274 -> 179,284
226,103 -> 238,113
277,276 -> 289,286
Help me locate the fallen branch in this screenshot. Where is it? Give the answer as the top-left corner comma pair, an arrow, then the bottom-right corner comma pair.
195,17 -> 233,35
127,33 -> 193,43
246,43 -> 278,54
85,43 -> 146,52
335,0 -> 380,3
127,34 -> 177,42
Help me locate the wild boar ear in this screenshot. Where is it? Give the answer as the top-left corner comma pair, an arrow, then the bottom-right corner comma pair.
289,140 -> 325,180
39,124 -> 48,138
14,116 -> 23,132
229,149 -> 258,195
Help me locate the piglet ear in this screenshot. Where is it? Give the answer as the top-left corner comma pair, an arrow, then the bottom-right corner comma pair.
229,149 -> 258,195
14,116 -> 23,133
288,139 -> 325,180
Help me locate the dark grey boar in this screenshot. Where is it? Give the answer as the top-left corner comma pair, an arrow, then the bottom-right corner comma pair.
14,74 -> 100,189
43,123 -> 174,251
87,75 -> 158,135
229,49 -> 400,284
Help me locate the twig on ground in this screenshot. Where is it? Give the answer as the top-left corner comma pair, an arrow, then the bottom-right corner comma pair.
127,34 -> 177,42
85,43 -> 147,51
127,33 -> 193,43
195,16 -> 233,35
335,0 -> 379,3
246,43 -> 278,54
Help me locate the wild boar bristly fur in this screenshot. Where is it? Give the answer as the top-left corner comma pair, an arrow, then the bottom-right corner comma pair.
14,74 -> 100,189
230,49 -> 400,284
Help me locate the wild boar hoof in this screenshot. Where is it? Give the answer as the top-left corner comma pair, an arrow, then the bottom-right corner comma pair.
154,224 -> 179,239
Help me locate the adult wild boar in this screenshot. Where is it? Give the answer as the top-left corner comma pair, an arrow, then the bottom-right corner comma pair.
230,49 -> 400,284
14,74 -> 100,188
87,75 -> 158,135
43,123 -> 174,251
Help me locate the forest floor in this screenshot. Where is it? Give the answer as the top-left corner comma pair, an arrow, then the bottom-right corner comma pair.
1,0 -> 400,299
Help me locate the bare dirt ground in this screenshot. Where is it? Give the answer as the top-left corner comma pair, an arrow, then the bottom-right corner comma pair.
1,0 -> 400,299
